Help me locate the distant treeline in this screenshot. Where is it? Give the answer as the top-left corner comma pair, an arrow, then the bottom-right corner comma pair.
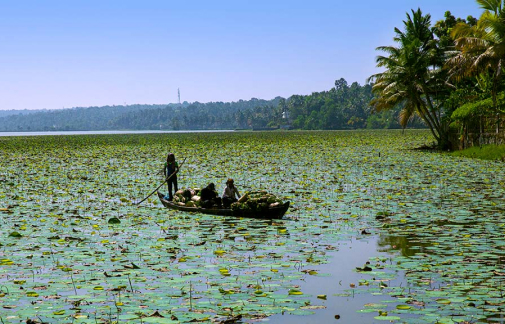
0,109 -> 42,118
0,79 -> 424,132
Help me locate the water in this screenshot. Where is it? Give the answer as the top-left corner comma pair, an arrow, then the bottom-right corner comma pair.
0,129 -> 235,137
269,236 -> 406,323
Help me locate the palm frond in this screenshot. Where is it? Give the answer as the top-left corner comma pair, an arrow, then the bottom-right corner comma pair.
476,0 -> 502,14
399,105 -> 417,128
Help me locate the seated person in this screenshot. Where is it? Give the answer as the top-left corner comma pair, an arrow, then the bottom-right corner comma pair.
222,178 -> 241,208
200,183 -> 221,208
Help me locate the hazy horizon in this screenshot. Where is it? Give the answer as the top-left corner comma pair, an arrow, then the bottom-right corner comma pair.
1,0 -> 481,111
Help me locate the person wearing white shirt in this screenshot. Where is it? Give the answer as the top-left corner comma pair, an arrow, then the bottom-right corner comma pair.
222,178 -> 241,207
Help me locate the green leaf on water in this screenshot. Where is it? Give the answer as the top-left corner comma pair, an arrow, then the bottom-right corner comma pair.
436,299 -> 451,304
108,217 -> 121,224
374,315 -> 401,321
9,231 -> 22,238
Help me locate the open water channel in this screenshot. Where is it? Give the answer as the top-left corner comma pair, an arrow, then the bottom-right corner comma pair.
1,130 -> 504,323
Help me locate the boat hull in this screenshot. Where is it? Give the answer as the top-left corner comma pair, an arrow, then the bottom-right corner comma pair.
157,191 -> 289,219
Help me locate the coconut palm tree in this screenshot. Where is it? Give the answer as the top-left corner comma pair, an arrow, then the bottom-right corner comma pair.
448,0 -> 505,133
369,9 -> 446,145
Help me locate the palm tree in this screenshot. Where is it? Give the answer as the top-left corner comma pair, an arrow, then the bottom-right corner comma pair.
448,0 -> 505,133
368,9 -> 446,145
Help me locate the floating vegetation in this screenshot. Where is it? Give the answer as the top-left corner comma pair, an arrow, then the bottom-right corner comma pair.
0,130 -> 503,323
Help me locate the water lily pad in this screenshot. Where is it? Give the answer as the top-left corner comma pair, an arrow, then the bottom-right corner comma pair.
374,315 -> 401,321
108,217 -> 121,224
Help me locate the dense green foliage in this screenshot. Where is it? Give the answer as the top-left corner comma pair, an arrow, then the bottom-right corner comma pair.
110,98 -> 283,130
282,79 -> 425,130
451,97 -> 494,120
0,80 -> 425,132
0,104 -> 168,131
369,10 -> 477,149
371,2 -> 505,149
0,109 -> 42,118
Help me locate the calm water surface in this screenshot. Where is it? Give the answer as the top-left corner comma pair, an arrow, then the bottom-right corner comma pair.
269,236 -> 407,324
0,131 -> 421,323
0,130 -> 234,137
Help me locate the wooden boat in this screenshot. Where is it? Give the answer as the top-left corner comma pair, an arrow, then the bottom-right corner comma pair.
157,191 -> 289,219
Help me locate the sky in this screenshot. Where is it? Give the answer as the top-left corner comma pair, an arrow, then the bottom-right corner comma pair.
0,0 -> 482,110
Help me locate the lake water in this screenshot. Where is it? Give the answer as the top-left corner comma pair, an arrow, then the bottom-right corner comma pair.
269,235 -> 406,323
2,130 -> 500,323
0,130 -> 235,137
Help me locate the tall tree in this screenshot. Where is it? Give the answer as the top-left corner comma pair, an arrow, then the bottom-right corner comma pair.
449,0 -> 505,133
369,9 -> 447,146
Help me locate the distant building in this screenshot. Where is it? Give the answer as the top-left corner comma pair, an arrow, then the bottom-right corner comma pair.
281,108 -> 292,129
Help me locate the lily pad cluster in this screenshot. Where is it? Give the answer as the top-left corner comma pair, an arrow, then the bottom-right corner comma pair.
2,130 -> 503,323
1,131 -> 396,323
336,139 -> 505,323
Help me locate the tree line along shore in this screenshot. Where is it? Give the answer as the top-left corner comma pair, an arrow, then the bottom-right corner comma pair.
2,2 -> 505,154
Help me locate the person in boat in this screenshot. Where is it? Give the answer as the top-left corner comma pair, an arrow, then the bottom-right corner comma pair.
163,153 -> 179,201
222,178 -> 241,208
200,183 -> 221,208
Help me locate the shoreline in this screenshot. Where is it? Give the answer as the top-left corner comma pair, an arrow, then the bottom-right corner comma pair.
0,129 -> 236,137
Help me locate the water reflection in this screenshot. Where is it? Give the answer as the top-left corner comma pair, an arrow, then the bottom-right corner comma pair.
377,218 -> 481,258
377,233 -> 432,257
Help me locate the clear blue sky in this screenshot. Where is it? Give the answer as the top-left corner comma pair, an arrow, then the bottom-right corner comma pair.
0,0 -> 481,110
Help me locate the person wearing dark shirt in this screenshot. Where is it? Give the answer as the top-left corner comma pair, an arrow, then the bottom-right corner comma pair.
200,183 -> 221,208
163,153 -> 179,201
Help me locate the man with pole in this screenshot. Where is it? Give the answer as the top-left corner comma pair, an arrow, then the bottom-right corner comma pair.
136,156 -> 186,206
164,153 -> 179,201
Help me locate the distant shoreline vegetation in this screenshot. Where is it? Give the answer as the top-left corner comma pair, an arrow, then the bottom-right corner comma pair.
0,79 -> 426,133
4,2 -> 505,152
0,130 -> 236,137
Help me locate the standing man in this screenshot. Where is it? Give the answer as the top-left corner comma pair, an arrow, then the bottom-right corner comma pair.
164,153 -> 179,201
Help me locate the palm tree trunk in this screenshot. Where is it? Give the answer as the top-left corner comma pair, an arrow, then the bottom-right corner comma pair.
415,92 -> 441,141
421,87 -> 442,132
493,60 -> 502,137
416,102 -> 440,142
